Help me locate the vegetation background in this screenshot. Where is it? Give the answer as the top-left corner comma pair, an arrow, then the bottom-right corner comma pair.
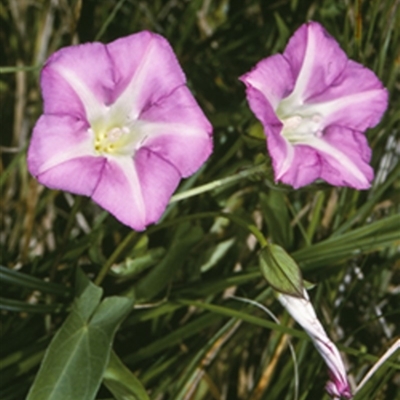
0,0 -> 399,399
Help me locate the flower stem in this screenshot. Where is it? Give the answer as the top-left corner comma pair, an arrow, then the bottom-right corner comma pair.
169,163 -> 267,203
94,230 -> 138,286
0,65 -> 41,74
222,212 -> 268,248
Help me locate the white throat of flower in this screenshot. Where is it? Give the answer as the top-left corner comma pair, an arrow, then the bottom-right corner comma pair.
92,126 -> 130,154
277,103 -> 324,144
89,112 -> 146,157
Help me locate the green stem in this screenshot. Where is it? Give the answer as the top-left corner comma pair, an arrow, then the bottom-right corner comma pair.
169,163 -> 267,203
0,65 -> 41,74
63,197 -> 85,241
94,231 -> 137,286
94,0 -> 128,40
222,213 -> 268,247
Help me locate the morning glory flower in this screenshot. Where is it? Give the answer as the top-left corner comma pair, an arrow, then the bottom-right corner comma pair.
278,290 -> 352,399
240,21 -> 388,189
28,31 -> 212,230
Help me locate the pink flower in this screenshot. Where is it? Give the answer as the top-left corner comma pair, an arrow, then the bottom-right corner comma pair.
28,32 -> 212,230
240,21 -> 388,189
278,289 -> 352,399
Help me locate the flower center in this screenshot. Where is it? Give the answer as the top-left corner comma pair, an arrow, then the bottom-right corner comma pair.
277,99 -> 324,144
91,124 -> 135,156
280,113 -> 323,143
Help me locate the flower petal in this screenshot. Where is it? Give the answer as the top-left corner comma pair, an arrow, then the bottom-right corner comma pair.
306,60 -> 388,131
91,149 -> 181,231
283,22 -> 348,103
239,56 -> 300,182
240,54 -> 294,110
27,114 -> 101,195
238,82 -> 287,163
107,31 -> 186,120
41,43 -> 114,121
103,31 -> 153,103
91,157 -> 147,231
276,145 -> 321,188
138,85 -> 213,176
319,126 -> 373,188
134,148 -> 181,225
274,126 -> 373,189
239,73 -> 322,189
299,134 -> 371,189
35,157 -> 106,197
138,122 -> 212,177
139,85 -> 212,129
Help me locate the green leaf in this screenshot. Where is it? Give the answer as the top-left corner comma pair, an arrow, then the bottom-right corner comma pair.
27,271 -> 133,400
123,312 -> 221,365
0,265 -> 71,296
259,244 -> 304,298
273,11 -> 290,46
294,214 -> 400,271
172,319 -> 239,400
200,238 -> 235,272
0,297 -> 63,313
110,248 -> 165,280
177,299 -> 307,339
0,149 -> 26,188
103,351 -> 150,400
0,65 -> 41,73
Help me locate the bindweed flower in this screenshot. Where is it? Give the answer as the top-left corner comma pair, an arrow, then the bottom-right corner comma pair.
28,32 -> 213,230
278,289 -> 352,399
240,21 -> 388,189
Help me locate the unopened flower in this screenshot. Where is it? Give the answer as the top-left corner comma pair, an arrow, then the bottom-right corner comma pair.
240,21 -> 388,189
278,289 -> 352,399
28,32 -> 212,230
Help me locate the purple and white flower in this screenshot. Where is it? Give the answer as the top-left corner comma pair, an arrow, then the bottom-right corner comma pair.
240,21 -> 388,189
278,289 -> 352,399
28,31 -> 213,230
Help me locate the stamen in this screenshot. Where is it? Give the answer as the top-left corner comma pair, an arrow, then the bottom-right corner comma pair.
90,124 -> 136,156
88,113 -> 151,157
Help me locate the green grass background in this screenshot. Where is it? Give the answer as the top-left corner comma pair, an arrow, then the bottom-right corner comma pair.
0,0 -> 399,399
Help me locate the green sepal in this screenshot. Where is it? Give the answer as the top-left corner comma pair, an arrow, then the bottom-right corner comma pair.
259,244 -> 304,298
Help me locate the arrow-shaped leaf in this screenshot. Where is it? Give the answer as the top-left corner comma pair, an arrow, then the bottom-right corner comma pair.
27,270 -> 133,400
